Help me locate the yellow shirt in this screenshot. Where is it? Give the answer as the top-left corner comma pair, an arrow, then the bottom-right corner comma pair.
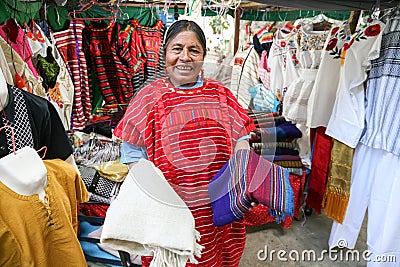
0,159 -> 89,266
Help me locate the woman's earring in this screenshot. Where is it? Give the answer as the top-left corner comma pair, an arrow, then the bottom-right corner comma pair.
201,69 -> 205,80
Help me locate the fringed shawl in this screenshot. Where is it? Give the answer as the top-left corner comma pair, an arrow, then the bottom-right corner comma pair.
101,159 -> 203,267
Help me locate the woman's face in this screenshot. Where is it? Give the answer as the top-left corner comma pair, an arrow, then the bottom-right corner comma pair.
165,31 -> 205,87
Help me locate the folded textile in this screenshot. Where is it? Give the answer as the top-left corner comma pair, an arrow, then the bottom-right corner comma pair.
78,165 -> 121,204
101,159 -> 203,267
208,149 -> 252,226
254,122 -> 302,141
80,221 -> 121,267
251,141 -> 299,150
247,151 -> 294,223
208,150 -> 294,226
256,147 -> 299,156
88,226 -> 142,265
273,160 -> 304,168
263,155 -> 301,161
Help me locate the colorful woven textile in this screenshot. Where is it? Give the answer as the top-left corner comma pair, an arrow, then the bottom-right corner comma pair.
209,150 -> 294,226
209,149 -> 252,226
247,151 -> 294,223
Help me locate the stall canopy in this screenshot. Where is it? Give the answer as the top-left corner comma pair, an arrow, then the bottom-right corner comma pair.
249,0 -> 399,11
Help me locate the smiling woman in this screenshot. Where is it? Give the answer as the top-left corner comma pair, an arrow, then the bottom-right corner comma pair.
164,20 -> 207,87
113,19 -> 256,267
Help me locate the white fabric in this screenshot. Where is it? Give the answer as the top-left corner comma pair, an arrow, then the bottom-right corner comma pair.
281,27 -> 328,168
307,21 -> 352,128
0,36 -> 46,98
329,143 -> 400,266
0,44 -> 14,86
282,26 -> 329,123
326,20 -> 385,148
101,158 -> 203,267
360,12 -> 400,157
41,24 -> 74,130
268,28 -> 299,97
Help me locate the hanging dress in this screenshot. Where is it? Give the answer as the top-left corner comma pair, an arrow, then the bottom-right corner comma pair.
282,25 -> 329,168
52,20 -> 91,130
131,19 -> 166,93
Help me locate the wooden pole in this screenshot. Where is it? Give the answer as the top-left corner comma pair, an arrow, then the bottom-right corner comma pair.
348,10 -> 361,34
234,8 -> 241,55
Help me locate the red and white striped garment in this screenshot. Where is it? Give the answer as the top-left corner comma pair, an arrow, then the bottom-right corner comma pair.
114,78 -> 255,266
52,20 -> 91,130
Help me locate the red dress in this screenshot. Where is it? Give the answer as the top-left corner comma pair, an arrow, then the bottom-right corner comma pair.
114,78 -> 255,266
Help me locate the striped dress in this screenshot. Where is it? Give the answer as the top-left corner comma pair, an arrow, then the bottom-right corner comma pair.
114,78 -> 255,266
52,20 -> 91,130
131,20 -> 166,93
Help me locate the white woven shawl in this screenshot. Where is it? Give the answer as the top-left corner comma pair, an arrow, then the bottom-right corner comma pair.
100,159 -> 203,267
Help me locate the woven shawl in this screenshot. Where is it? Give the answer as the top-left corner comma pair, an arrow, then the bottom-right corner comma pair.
209,149 -> 294,226
101,159 -> 203,267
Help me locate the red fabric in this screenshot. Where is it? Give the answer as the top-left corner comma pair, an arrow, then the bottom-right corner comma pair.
115,78 -> 255,267
244,171 -> 306,228
52,20 -> 91,130
15,72 -> 30,93
306,127 -> 333,214
79,203 -> 109,218
86,21 -> 122,104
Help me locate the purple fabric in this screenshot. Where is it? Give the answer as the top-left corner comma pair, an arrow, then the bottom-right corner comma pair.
209,150 -> 252,227
209,150 -> 295,226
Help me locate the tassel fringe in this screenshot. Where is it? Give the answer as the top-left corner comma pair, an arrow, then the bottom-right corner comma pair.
148,230 -> 204,267
322,186 -> 350,224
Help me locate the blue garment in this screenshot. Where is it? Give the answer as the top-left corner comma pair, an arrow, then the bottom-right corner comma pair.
120,142 -> 148,164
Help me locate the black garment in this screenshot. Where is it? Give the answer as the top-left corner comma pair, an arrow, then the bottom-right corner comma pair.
0,85 -> 72,160
253,34 -> 273,56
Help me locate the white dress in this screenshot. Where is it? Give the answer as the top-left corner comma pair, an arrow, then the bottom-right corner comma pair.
281,25 -> 329,167
282,25 -> 329,123
327,19 -> 398,262
268,27 -> 299,98
307,21 -> 352,128
326,20 -> 385,148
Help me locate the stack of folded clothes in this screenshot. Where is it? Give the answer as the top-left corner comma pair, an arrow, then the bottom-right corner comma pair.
245,111 -> 307,228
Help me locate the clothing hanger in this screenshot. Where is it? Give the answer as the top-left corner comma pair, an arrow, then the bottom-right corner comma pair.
371,0 -> 381,20
68,0 -> 120,22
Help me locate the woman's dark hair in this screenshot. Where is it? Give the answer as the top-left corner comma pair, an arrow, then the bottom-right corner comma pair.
163,20 -> 207,59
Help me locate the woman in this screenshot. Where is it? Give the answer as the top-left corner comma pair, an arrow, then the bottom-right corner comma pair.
113,19 -> 255,266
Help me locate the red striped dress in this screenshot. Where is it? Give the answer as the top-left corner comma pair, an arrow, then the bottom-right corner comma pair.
52,20 -> 91,130
114,78 -> 255,266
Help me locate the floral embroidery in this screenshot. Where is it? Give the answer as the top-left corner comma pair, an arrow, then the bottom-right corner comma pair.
343,39 -> 354,51
326,38 -> 338,51
331,26 -> 340,36
47,82 -> 64,108
328,21 -> 381,63
298,29 -> 328,52
364,24 -> 381,37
